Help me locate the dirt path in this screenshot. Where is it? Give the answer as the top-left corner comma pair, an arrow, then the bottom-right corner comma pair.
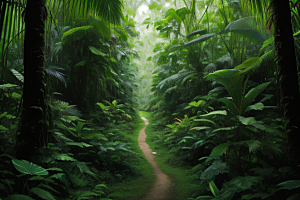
138,117 -> 175,200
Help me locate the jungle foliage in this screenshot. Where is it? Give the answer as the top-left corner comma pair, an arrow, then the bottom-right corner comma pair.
0,0 -> 300,200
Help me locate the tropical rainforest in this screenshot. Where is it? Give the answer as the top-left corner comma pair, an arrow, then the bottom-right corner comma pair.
0,0 -> 300,199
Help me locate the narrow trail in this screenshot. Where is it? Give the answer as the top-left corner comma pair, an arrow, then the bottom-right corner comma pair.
138,117 -> 175,200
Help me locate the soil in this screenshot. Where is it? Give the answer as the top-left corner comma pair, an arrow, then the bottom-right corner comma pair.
138,117 -> 176,200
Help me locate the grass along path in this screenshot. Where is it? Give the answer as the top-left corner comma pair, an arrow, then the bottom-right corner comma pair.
106,115 -> 155,200
139,111 -> 200,200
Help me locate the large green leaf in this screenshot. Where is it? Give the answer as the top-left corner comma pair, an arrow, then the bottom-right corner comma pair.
210,142 -> 232,156
240,82 -> 271,115
278,180 -> 300,190
193,119 -> 217,126
52,154 -> 77,161
30,188 -> 56,200
212,126 -> 237,133
219,98 -> 239,115
66,142 -> 92,148
90,20 -> 111,39
61,26 -> 92,44
207,69 -> 243,105
186,30 -> 207,38
231,29 -> 265,44
0,125 -> 8,131
239,116 -> 267,131
12,160 -> 48,175
0,83 -> 18,89
0,112 -> 7,119
245,103 -> 264,112
224,16 -> 254,31
200,110 -> 227,117
89,46 -> 106,57
190,126 -> 211,131
183,33 -> 216,47
209,181 -> 220,197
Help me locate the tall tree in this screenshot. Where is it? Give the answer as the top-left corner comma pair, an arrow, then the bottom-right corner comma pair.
12,0 -> 125,161
271,0 -> 300,174
245,0 -> 300,173
14,0 -> 48,161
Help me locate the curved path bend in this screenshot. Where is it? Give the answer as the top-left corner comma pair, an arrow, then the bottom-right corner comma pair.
138,117 -> 174,200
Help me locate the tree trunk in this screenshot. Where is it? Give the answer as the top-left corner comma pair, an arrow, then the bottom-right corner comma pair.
273,0 -> 300,174
15,0 -> 49,161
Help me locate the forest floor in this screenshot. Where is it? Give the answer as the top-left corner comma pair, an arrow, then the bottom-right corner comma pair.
107,112 -> 199,200
137,117 -> 176,200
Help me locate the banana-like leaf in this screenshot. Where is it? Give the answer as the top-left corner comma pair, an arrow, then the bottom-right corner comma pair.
89,46 -> 106,57
12,160 -> 49,175
183,33 -> 216,47
193,119 -> 217,126
224,16 -> 254,31
230,29 -> 265,44
190,126 -> 211,130
30,187 -> 56,200
66,142 -> 92,148
212,126 -> 237,133
200,110 -> 227,117
0,83 -> 18,89
209,181 -> 220,197
240,82 -> 271,115
239,116 -> 266,131
186,30 -> 207,38
278,180 -> 300,190
219,98 -> 239,115
207,69 -> 243,105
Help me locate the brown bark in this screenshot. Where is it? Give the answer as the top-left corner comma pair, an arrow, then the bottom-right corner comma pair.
273,0 -> 300,173
15,0 -> 49,161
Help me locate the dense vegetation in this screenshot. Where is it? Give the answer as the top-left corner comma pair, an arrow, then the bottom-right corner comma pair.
0,0 -> 300,199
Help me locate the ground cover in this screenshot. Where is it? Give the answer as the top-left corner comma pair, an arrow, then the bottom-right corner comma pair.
106,115 -> 155,200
